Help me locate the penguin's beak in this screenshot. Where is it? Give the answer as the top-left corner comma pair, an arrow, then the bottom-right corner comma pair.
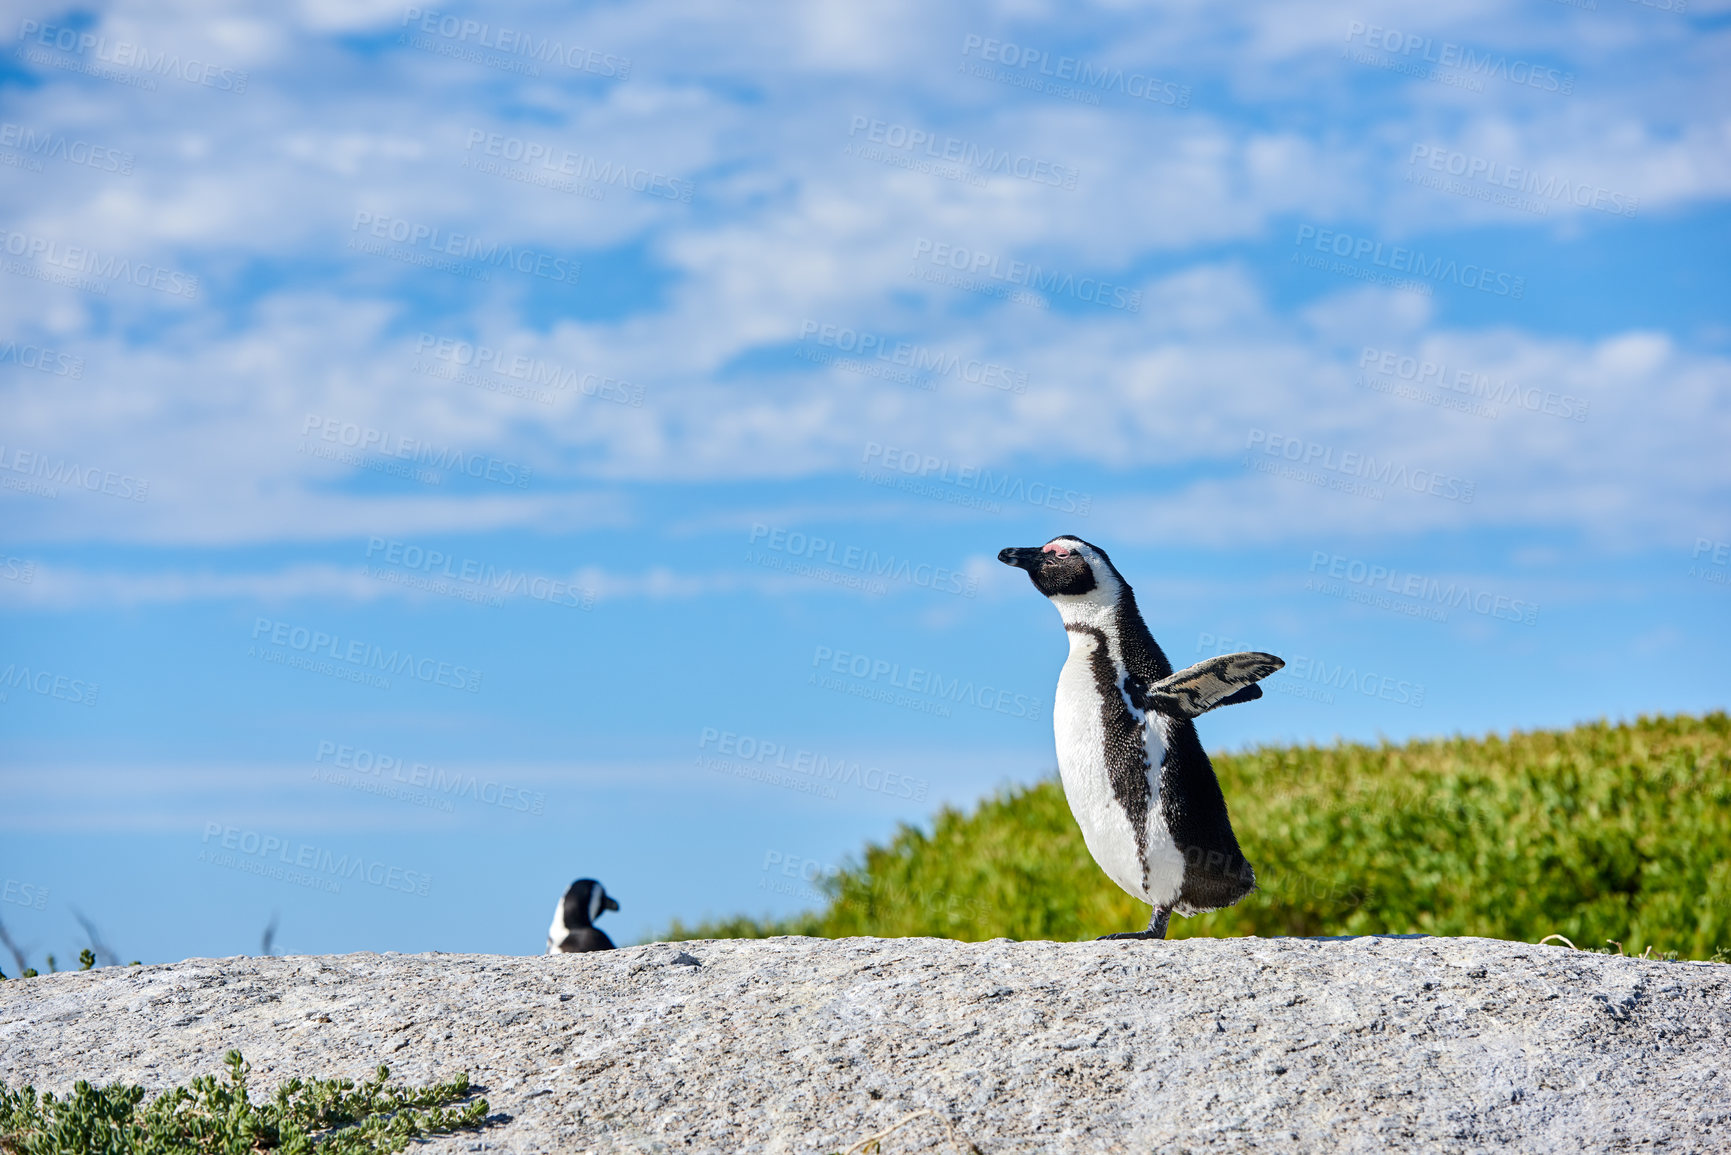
998,546 -> 1043,570
603,895 -> 620,912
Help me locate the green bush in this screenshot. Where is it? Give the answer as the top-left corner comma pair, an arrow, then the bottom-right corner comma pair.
666,712 -> 1731,960
0,1051 -> 490,1155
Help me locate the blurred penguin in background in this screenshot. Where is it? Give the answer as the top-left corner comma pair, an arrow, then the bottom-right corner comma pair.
546,879 -> 619,953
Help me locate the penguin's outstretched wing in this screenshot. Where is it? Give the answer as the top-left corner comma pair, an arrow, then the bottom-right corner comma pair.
1130,652 -> 1284,719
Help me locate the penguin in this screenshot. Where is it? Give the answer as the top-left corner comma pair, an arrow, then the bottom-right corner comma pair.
545,879 -> 620,953
999,536 -> 1283,940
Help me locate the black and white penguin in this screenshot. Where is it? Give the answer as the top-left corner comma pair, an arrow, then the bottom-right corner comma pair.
999,536 -> 1283,940
545,879 -> 620,953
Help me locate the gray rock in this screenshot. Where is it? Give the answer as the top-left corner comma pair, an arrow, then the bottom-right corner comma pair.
2,935 -> 1727,1153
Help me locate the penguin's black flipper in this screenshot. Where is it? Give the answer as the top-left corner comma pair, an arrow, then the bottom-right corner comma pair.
1134,652 -> 1283,719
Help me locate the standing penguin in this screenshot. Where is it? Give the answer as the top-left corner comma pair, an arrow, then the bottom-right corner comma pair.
999,537 -> 1283,940
545,879 -> 620,953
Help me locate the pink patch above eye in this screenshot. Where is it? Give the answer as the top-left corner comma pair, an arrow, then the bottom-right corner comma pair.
1042,543 -> 1070,557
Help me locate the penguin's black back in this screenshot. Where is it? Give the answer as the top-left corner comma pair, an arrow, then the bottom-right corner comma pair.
552,926 -> 616,953
1160,721 -> 1255,911
1112,577 -> 1256,912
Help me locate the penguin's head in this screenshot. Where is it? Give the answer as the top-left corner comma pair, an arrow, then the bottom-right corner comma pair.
561,878 -> 619,928
998,536 -> 1121,602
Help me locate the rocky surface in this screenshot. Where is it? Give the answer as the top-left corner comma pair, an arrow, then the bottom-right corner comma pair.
1,935 -> 1727,1153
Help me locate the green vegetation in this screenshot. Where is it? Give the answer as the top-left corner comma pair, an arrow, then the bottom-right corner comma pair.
0,1051 -> 489,1155
666,712 -> 1731,960
0,951 -> 139,982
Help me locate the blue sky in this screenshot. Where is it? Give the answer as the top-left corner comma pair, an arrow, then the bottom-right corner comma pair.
1,0 -> 1728,969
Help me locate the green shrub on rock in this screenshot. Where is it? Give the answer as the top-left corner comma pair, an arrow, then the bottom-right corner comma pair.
668,713 -> 1731,960
0,1050 -> 490,1155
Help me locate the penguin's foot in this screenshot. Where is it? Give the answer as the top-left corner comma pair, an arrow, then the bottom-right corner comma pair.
1147,905 -> 1171,939
1097,905 -> 1172,941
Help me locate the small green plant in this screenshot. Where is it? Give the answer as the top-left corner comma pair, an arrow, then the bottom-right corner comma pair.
0,1050 -> 491,1155
0,953 -> 115,982
1541,933 -> 1682,961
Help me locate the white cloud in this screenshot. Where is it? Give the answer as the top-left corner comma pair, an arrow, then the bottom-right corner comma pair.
0,0 -> 1725,557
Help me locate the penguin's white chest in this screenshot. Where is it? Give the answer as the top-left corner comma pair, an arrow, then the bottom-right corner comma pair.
1052,631 -> 1184,906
